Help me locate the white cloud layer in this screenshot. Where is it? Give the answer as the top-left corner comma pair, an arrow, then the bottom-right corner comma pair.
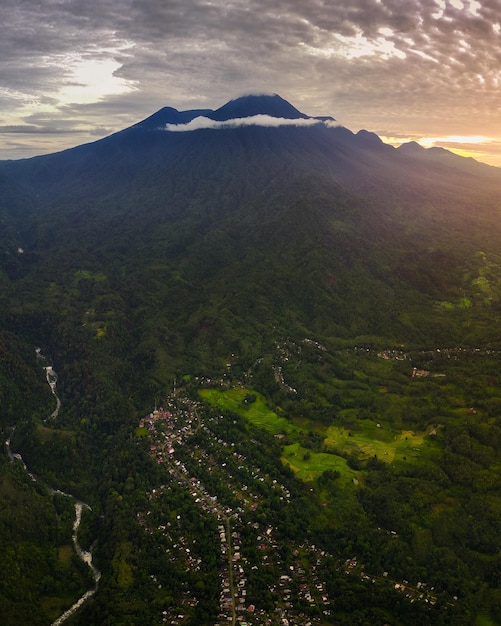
165,115 -> 339,132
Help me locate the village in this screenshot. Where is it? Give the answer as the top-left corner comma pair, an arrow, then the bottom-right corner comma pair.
136,389 -> 441,625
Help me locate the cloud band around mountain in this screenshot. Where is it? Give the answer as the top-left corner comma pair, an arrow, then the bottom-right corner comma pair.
165,114 -> 340,132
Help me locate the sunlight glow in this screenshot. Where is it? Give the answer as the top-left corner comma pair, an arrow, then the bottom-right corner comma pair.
447,147 -> 484,159
58,57 -> 136,104
418,135 -> 489,147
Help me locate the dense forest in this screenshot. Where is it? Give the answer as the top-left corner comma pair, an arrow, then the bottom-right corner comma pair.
1,95 -> 501,624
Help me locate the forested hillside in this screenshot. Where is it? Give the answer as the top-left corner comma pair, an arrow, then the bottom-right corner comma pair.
1,95 -> 501,624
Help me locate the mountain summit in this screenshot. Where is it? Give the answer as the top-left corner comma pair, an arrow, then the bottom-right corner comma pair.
136,93 -> 320,130
209,93 -> 310,121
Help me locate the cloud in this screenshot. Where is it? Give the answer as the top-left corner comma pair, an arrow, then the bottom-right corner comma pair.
0,125 -> 83,135
165,114 -> 340,132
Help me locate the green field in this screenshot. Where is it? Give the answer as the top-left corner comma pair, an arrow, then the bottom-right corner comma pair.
199,387 -> 359,483
198,387 -> 299,435
199,387 -> 429,483
282,442 -> 358,485
324,424 -> 426,463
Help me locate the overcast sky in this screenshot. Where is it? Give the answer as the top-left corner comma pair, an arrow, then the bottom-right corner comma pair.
2,0 -> 501,165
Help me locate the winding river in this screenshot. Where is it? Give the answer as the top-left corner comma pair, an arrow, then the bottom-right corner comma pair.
5,349 -> 101,625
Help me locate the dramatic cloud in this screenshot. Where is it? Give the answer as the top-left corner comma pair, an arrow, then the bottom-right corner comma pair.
1,0 -> 501,164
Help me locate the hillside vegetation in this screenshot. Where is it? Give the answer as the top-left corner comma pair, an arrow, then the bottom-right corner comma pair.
2,96 -> 501,624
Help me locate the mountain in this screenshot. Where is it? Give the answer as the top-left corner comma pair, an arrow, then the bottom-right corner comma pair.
208,92 -> 310,120
3,92 -> 501,406
136,93 -> 311,129
2,94 -> 501,625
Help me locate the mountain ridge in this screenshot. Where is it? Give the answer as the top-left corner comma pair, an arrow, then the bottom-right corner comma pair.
0,94 -> 495,182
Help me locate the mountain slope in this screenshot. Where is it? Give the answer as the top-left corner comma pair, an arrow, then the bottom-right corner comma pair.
2,94 -> 501,625
1,97 -> 501,369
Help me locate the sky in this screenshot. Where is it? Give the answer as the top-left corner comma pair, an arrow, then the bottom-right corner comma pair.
2,0 -> 501,166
